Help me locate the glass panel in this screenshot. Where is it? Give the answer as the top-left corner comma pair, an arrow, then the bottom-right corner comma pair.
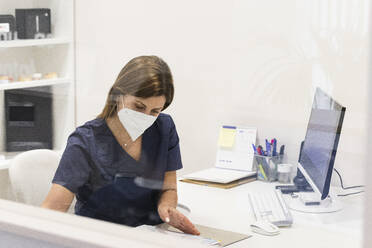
0,0 -> 368,247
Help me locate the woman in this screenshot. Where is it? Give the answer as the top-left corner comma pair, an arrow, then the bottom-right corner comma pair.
42,55 -> 200,235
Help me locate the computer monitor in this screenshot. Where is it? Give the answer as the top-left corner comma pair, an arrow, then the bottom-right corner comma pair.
293,88 -> 346,212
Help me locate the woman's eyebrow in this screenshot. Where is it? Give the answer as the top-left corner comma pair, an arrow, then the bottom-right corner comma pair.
135,100 -> 162,110
135,100 -> 146,107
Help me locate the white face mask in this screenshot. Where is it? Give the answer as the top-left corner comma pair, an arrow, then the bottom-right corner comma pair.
117,103 -> 157,141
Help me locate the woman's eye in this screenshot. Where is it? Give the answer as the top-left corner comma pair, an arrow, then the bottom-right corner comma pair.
135,105 -> 145,110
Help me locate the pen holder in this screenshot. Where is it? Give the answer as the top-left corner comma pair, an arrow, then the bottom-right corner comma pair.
253,154 -> 284,182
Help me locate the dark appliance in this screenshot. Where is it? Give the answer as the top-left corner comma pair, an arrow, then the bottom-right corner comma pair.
5,87 -> 53,151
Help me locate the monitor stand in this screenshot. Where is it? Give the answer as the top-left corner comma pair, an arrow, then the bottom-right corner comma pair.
278,167 -> 342,213
288,191 -> 342,213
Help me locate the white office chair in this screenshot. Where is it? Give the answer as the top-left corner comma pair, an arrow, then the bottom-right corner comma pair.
8,149 -> 75,213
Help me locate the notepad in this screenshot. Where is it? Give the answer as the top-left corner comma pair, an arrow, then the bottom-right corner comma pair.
218,126 -> 236,148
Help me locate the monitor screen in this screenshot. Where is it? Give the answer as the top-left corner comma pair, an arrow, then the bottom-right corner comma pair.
299,88 -> 346,200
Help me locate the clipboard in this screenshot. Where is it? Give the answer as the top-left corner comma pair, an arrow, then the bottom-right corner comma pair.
180,174 -> 256,189
157,223 -> 251,247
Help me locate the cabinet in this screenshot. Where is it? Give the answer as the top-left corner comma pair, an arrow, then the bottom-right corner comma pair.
0,0 -> 75,169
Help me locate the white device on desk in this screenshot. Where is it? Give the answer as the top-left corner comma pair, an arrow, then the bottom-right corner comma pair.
248,189 -> 293,227
183,126 -> 257,183
250,220 -> 280,236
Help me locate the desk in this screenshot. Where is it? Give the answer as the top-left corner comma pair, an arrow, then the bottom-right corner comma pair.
177,180 -> 363,248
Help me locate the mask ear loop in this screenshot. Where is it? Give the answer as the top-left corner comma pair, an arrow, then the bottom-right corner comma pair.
118,95 -> 132,146
120,95 -> 125,110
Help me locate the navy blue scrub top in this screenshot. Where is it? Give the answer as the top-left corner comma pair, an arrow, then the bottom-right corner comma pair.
52,113 -> 183,214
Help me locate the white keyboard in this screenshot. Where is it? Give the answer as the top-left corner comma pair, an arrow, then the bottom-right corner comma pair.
248,189 -> 293,227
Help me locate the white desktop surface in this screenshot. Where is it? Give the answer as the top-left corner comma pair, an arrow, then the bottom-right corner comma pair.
177,180 -> 364,248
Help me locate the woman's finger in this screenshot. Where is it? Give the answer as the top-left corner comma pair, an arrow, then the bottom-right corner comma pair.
158,206 -> 170,223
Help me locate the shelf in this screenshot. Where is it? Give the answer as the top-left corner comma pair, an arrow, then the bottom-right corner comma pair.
0,78 -> 71,90
0,1 -> 75,174
0,38 -> 73,48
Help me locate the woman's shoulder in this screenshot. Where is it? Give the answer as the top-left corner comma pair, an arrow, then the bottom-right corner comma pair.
68,118 -> 107,146
157,112 -> 172,120
155,113 -> 176,129
151,113 -> 179,139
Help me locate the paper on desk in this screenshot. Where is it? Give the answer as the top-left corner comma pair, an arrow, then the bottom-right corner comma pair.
157,223 -> 251,247
218,127 -> 236,148
136,225 -> 220,246
183,168 -> 256,184
216,127 -> 256,171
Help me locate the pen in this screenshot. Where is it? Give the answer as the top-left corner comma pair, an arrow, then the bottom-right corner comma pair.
266,139 -> 271,157
261,156 -> 270,176
272,138 -> 277,156
257,145 -> 263,155
258,164 -> 268,180
280,145 -> 285,155
252,144 -> 257,154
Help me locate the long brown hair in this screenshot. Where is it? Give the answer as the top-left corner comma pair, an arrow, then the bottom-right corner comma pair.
97,55 -> 174,120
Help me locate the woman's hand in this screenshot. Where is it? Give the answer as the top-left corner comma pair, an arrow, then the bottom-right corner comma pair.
158,204 -> 200,235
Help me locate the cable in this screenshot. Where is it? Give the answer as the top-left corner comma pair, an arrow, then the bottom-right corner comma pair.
177,203 -> 191,214
337,191 -> 364,197
333,168 -> 365,196
333,168 -> 364,190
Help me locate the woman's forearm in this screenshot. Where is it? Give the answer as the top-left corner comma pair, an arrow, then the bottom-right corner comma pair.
41,184 -> 74,212
158,189 -> 178,208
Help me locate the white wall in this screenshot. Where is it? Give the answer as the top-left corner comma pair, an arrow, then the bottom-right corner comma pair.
363,2 -> 372,247
75,0 -> 369,187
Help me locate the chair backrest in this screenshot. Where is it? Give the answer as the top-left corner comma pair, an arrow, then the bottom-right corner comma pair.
9,149 -> 60,206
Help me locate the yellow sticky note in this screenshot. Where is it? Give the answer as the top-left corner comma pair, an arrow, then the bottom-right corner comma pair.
218,126 -> 236,148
